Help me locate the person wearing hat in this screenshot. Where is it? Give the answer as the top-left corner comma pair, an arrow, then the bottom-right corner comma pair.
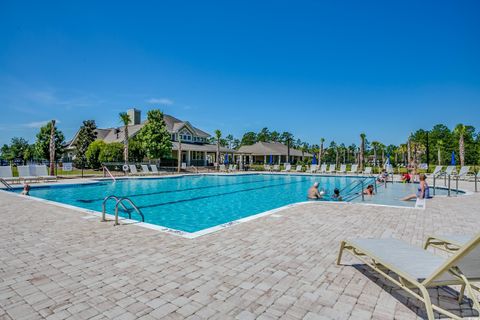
307,182 -> 323,200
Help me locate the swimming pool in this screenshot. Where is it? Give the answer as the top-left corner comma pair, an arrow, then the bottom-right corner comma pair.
11,174 -> 458,235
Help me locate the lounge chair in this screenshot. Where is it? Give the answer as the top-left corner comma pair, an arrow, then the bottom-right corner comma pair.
219,164 -> 226,172
129,164 -> 139,175
272,164 -> 280,171
141,164 -> 154,175
150,164 -> 159,174
327,164 -> 336,174
307,164 -> 317,173
337,234 -> 480,319
264,164 -> 271,171
181,162 -> 187,170
338,164 -> 346,174
443,165 -> 456,176
0,166 -> 19,183
348,164 -> 358,175
33,165 -> 57,181
432,165 -> 443,177
424,234 -> 474,253
455,166 -> 470,180
295,165 -> 302,172
17,165 -> 38,182
319,164 -> 327,174
282,164 -> 291,172
363,167 -> 372,175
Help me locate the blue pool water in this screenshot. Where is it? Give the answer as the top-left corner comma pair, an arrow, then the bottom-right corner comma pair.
14,174 -> 457,233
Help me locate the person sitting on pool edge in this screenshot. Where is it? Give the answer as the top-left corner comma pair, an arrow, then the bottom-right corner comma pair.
401,172 -> 411,183
331,188 -> 342,201
362,184 -> 375,196
401,173 -> 430,201
307,182 -> 323,200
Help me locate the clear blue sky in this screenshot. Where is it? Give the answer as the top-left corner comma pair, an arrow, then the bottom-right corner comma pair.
1,0 -> 479,147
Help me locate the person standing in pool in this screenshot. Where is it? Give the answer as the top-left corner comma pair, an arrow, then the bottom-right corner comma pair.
402,173 -> 430,201
362,184 -> 375,196
307,182 -> 323,200
20,183 -> 30,196
331,188 -> 342,201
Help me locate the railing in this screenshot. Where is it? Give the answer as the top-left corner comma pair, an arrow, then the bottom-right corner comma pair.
102,165 -> 116,182
101,195 -> 144,225
0,178 -> 13,190
342,177 -> 375,202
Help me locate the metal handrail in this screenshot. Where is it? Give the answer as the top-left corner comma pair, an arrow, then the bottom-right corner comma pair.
0,178 -> 13,190
114,197 -> 144,225
102,165 -> 116,182
102,195 -> 127,222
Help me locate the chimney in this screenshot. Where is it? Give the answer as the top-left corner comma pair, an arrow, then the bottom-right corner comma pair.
127,108 -> 141,125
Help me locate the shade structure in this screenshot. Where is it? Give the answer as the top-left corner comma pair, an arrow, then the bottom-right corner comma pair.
269,155 -> 273,165
312,154 -> 317,165
451,151 -> 456,165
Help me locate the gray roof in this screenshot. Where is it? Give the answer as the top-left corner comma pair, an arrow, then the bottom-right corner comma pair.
237,141 -> 313,157
67,113 -> 211,147
172,142 -> 236,153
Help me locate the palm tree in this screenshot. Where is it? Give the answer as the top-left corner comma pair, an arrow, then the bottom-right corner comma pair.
436,140 -> 443,165
215,129 -> 222,170
119,112 -> 131,164
319,138 -> 325,164
371,141 -> 380,167
49,120 -> 56,176
359,133 -> 366,171
454,124 -> 466,166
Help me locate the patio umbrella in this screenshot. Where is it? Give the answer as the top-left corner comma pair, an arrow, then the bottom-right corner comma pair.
224,153 -> 229,164
386,153 -> 390,165
451,151 -> 456,165
312,154 -> 317,165
269,155 -> 273,165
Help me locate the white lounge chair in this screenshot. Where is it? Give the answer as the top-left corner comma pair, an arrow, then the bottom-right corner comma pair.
282,164 -> 291,172
327,164 -> 336,174
443,165 -> 456,176
141,164 -> 154,175
295,165 -> 302,172
181,162 -> 187,170
308,164 -> 317,173
219,164 -> 226,172
129,165 -> 139,175
34,165 -> 57,181
363,167 -> 372,175
319,164 -> 327,174
338,233 -> 480,320
17,165 -> 38,182
338,164 -> 346,174
150,164 -> 159,174
0,166 -> 18,183
264,164 -> 271,171
455,166 -> 470,180
272,164 -> 280,171
348,164 -> 358,175
432,165 -> 443,177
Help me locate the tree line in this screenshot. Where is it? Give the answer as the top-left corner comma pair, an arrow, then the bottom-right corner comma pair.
2,118 -> 479,169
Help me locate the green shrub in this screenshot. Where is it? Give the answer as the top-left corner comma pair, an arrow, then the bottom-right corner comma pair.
86,140 -> 106,169
98,142 -> 123,163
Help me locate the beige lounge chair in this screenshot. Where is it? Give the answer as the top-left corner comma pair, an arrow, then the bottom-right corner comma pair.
337,234 -> 480,320
424,234 -> 474,253
219,164 -> 226,172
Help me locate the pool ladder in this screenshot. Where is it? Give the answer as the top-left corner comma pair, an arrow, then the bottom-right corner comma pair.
0,178 -> 13,190
102,195 -> 144,226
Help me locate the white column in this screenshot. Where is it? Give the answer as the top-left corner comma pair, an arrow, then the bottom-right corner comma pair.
264,155 -> 267,164
204,151 -> 207,166
186,150 -> 191,166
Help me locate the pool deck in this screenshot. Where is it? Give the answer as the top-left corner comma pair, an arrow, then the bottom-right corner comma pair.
0,177 -> 479,319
